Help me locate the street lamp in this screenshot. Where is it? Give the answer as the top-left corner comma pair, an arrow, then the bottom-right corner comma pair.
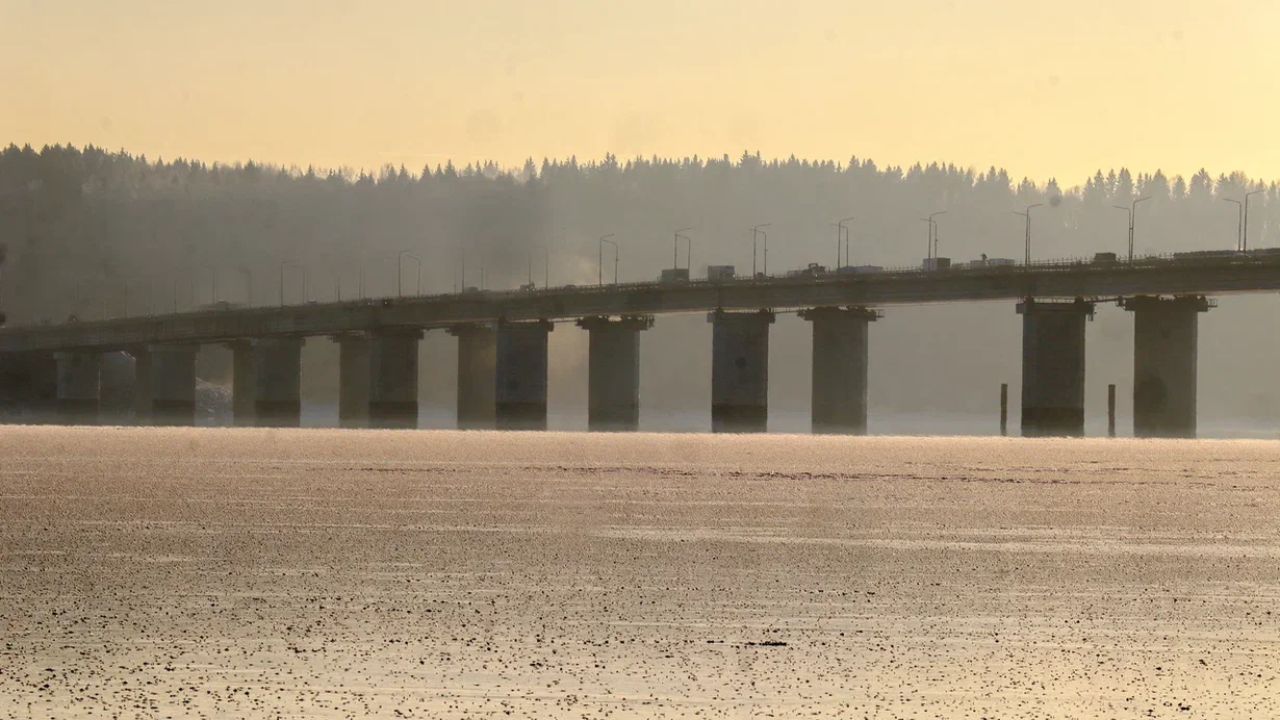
673,227 -> 694,270
598,234 -> 616,286
921,211 -> 947,260
1222,197 -> 1243,251
600,236 -> 619,285
280,261 -> 307,307
1244,189 -> 1264,252
397,251 -> 422,297
237,266 -> 253,306
835,216 -> 855,269
751,224 -> 771,277
1111,196 -> 1150,262
1012,204 -> 1044,266
196,265 -> 218,305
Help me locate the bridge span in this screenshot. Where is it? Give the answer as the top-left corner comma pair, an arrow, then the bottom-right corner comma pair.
2,252 -> 1278,437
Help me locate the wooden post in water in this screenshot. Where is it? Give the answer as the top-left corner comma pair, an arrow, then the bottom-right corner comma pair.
1107,384 -> 1117,438
999,383 -> 1008,437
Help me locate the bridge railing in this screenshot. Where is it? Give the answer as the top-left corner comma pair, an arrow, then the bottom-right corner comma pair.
11,247 -> 1278,329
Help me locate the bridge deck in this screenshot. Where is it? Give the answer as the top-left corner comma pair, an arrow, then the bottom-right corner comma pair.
3,254 -> 1279,353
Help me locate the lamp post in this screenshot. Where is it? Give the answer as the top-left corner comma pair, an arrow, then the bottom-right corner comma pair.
598,234 -> 616,286
1244,189 -> 1264,252
751,224 -> 771,277
280,261 -> 306,307
197,265 -> 218,305
835,216 -> 855,268
237,266 -> 253,306
673,227 -> 693,270
600,236 -> 619,285
1222,197 -> 1243,251
398,251 -> 422,297
1012,204 -> 1044,266
1111,196 -> 1150,262
921,210 -> 947,260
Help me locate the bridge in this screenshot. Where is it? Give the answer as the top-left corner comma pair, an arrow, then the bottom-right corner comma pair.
2,250 -> 1278,437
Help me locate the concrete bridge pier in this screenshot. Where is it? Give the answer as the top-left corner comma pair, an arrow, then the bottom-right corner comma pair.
800,306 -> 878,435
1018,299 -> 1094,437
99,352 -> 136,425
1122,295 -> 1210,438
577,315 -> 653,432
709,309 -> 775,433
449,324 -> 497,429
134,345 -> 198,426
334,333 -> 371,428
231,338 -> 305,427
0,353 -> 57,423
495,320 -> 553,430
368,329 -> 422,429
54,351 -> 101,425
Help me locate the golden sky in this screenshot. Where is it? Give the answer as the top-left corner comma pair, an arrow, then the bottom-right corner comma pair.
4,0 -> 1278,184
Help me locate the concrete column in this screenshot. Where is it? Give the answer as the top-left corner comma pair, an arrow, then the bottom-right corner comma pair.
1122,295 -> 1210,438
99,351 -> 136,425
334,333 -> 371,429
709,309 -> 775,433
134,345 -> 198,426
576,315 -> 653,432
448,324 -> 497,429
369,329 -> 422,429
495,320 -> 553,430
54,351 -> 101,425
799,306 -> 878,435
0,352 -> 57,423
251,337 -> 304,427
230,341 -> 256,426
1018,299 -> 1094,437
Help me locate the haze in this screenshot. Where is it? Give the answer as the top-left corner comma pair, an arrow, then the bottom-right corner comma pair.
5,0 -> 1279,181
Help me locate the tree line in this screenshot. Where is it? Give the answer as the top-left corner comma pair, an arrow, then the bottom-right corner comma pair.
1,144 -> 1276,324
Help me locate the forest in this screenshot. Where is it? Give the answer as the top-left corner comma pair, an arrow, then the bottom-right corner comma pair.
1,144 -> 1275,324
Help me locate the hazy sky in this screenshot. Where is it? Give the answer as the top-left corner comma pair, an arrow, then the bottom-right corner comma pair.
5,0 -> 1277,183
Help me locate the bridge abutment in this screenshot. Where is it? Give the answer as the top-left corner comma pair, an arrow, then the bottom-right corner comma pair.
577,315 -> 652,432
134,345 -> 198,426
1122,295 -> 1209,438
800,306 -> 877,435
54,351 -> 101,425
709,309 -> 774,433
495,320 -> 552,430
1018,299 -> 1093,437
449,324 -> 497,429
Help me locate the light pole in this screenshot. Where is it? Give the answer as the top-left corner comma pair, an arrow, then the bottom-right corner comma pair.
398,251 -> 422,297
457,243 -> 466,292
921,211 -> 947,260
601,236 -> 619,285
751,224 -> 771,277
197,265 -> 218,305
1012,204 -> 1044,266
835,216 -> 855,268
1111,196 -> 1150,262
1244,189 -> 1264,252
237,266 -> 253,306
598,233 -> 616,286
280,261 -> 306,307
1222,197 -> 1243,251
673,227 -> 693,270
